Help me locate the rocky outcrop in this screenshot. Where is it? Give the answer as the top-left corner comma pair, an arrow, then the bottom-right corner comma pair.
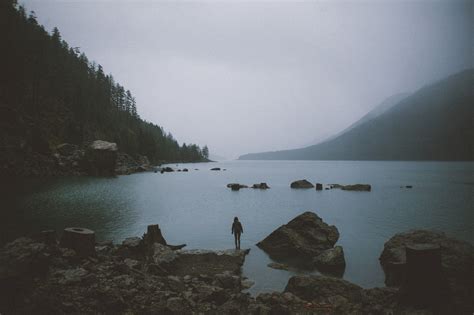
84,140 -> 118,176
252,183 -> 270,189
1,227 -> 469,314
290,179 -> 314,188
115,152 -> 154,175
380,229 -> 474,313
257,212 -> 340,264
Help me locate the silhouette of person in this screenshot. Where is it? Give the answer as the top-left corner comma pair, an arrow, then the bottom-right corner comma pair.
231,217 -> 243,249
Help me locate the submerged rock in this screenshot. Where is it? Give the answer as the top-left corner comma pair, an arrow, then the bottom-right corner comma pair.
290,179 -> 314,188
330,183 -> 372,191
252,183 -> 270,189
267,262 -> 290,270
226,183 -> 248,191
257,211 -> 339,261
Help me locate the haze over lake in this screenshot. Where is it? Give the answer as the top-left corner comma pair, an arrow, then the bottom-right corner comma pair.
3,160 -> 473,294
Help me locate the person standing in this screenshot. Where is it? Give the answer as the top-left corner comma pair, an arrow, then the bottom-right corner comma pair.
231,217 -> 243,249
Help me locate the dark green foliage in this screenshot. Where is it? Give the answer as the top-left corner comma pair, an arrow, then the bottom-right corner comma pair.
240,69 -> 474,161
0,3 -> 207,163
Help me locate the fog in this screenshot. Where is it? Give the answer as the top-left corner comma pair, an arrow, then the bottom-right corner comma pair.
22,0 -> 472,159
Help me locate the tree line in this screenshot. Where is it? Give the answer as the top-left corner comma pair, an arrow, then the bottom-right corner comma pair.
0,0 -> 210,163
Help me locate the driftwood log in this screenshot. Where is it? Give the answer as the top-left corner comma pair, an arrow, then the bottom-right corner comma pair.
60,227 -> 96,257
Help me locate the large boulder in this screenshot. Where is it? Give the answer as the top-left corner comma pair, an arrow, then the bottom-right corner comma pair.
313,246 -> 346,274
379,230 -> 474,313
85,140 -> 118,176
227,183 -> 248,191
290,179 -> 314,188
257,211 -> 339,261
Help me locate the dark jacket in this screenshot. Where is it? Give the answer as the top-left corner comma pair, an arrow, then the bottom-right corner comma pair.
232,221 -> 243,234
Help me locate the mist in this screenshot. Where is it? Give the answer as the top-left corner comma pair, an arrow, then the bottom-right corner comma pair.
22,0 -> 472,159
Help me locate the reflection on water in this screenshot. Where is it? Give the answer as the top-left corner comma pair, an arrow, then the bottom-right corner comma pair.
1,161 -> 473,294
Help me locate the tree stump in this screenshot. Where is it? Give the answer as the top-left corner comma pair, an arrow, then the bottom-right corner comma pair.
143,224 -> 167,246
315,183 -> 323,191
60,227 -> 96,257
401,243 -> 445,308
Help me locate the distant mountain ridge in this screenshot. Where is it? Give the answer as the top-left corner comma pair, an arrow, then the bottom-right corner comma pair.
239,69 -> 473,161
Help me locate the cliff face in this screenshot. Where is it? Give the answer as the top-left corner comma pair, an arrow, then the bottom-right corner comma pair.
240,69 -> 474,161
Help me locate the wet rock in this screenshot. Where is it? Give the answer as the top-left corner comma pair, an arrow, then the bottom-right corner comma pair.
257,211 -> 339,261
315,183 -> 323,191
227,183 -> 248,191
313,245 -> 346,272
210,167 -> 221,171
267,262 -> 290,270
182,168 -> 188,172
290,179 -> 314,188
241,279 -> 255,289
252,182 -> 270,189
341,184 -> 371,191
160,166 -> 174,173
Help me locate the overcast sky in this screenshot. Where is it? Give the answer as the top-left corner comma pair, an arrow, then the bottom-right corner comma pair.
22,0 -> 472,159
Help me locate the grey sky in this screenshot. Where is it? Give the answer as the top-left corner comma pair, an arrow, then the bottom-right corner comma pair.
22,0 -> 472,159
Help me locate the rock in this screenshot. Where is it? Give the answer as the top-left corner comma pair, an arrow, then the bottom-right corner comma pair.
252,183 -> 270,189
168,249 -> 250,277
85,140 -> 118,176
379,229 -> 474,313
117,237 -> 143,258
160,166 -> 174,173
182,168 -> 188,172
56,143 -> 78,156
257,211 -> 339,261
55,267 -> 89,285
210,167 -> 221,171
33,230 -> 57,245
214,271 -> 241,290
60,227 -> 96,257
285,275 -> 363,305
241,279 -> 255,289
290,179 -> 314,189
313,246 -> 346,273
267,262 -> 289,270
341,184 -> 371,191
150,243 -> 178,270
0,237 -> 50,280
406,185 -> 413,188
166,297 -> 188,312
315,183 -> 323,191
227,183 -> 248,191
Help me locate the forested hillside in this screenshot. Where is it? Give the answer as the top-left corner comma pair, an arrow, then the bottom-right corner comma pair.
0,0 -> 208,173
240,69 -> 473,161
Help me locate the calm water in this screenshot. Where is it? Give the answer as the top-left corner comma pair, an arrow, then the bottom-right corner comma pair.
1,161 -> 473,294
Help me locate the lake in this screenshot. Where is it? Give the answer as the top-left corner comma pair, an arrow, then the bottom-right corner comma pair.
1,160 -> 473,295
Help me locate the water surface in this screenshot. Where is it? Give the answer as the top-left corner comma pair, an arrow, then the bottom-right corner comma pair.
1,161 -> 473,294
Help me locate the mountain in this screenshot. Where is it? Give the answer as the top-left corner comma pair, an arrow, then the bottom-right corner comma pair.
239,69 -> 473,161
301,92 -> 411,148
0,2 -> 208,175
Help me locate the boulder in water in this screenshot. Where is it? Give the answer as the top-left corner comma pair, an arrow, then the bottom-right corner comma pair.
256,211 -> 339,261
290,180 -> 314,189
252,183 -> 270,189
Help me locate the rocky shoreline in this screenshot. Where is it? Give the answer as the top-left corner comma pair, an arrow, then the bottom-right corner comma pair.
1,214 -> 472,314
